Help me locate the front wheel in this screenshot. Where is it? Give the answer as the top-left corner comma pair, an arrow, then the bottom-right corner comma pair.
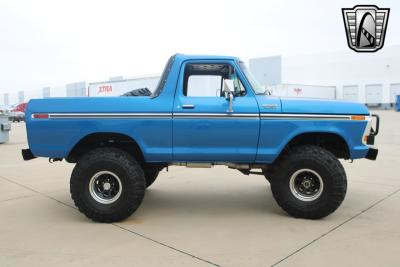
70,148 -> 146,222
265,145 -> 347,219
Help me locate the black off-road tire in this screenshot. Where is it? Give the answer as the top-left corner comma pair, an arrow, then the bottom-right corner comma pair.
262,171 -> 271,183
70,147 -> 145,223
144,169 -> 160,188
265,145 -> 347,219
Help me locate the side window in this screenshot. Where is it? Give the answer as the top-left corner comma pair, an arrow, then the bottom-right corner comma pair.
187,75 -> 222,97
183,63 -> 247,97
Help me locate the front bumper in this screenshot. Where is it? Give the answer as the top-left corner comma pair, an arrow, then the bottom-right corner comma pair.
365,114 -> 379,160
366,114 -> 380,145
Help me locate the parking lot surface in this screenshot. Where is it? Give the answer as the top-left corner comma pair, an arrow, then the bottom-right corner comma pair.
0,111 -> 399,267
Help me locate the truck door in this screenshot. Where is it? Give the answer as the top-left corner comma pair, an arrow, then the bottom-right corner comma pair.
172,60 -> 260,162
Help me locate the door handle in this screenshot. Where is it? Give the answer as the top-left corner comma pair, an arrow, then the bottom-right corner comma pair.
262,104 -> 278,109
182,104 -> 195,109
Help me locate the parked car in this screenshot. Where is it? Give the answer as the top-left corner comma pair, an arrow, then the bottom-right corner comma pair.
9,111 -> 25,122
0,105 -> 12,115
22,54 -> 379,222
13,102 -> 27,113
9,102 -> 27,122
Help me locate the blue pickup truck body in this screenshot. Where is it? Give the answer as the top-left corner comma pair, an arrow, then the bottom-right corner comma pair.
23,54 -> 380,222
24,54 -> 376,164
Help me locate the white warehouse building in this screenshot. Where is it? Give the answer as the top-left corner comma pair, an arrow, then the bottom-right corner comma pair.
88,75 -> 160,97
249,45 -> 400,109
2,46 -> 400,107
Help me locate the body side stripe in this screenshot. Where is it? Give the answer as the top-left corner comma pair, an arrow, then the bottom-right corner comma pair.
32,113 -> 358,120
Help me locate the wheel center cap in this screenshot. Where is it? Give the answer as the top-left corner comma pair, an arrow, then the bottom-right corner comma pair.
103,182 -> 111,190
302,180 -> 312,189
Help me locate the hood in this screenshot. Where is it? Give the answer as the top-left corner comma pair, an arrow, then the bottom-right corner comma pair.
280,97 -> 369,115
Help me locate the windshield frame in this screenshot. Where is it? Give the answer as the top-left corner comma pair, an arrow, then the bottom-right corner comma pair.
237,60 -> 266,95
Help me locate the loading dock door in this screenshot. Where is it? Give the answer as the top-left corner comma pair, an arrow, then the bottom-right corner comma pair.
390,83 -> 400,104
343,85 -> 359,102
365,84 -> 382,105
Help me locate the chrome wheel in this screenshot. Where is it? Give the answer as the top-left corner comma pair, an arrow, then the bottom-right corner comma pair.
89,171 -> 122,204
289,169 -> 324,201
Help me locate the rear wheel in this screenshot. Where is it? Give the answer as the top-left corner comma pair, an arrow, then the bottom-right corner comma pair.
70,147 -> 145,222
265,145 -> 347,219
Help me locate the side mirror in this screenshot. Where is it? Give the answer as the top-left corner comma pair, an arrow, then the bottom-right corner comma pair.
224,91 -> 234,113
223,90 -> 231,99
264,89 -> 272,95
222,79 -> 234,113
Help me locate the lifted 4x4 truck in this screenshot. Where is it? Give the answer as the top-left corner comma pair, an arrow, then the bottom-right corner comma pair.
22,54 -> 379,222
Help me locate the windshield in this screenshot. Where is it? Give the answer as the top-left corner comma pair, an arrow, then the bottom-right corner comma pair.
238,61 -> 266,94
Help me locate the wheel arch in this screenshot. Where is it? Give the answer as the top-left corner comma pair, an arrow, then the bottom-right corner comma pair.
278,131 -> 350,160
66,132 -> 145,163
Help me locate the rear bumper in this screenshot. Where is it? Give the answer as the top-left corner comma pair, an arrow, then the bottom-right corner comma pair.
21,149 -> 36,161
365,148 -> 378,160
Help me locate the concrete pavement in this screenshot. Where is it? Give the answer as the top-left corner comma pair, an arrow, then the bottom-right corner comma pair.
0,111 -> 399,266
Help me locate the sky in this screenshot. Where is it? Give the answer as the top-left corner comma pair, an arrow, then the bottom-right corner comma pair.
0,0 -> 399,94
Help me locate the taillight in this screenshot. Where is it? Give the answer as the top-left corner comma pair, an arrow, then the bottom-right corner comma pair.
32,113 -> 49,119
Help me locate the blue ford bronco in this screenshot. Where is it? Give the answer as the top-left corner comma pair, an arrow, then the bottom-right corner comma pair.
22,54 -> 379,222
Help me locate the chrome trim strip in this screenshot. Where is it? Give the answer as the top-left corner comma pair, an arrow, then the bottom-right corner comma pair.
48,113 -> 172,119
260,113 -> 352,120
173,113 -> 259,119
33,112 -> 260,120
174,113 -> 259,117
32,112 -> 355,121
